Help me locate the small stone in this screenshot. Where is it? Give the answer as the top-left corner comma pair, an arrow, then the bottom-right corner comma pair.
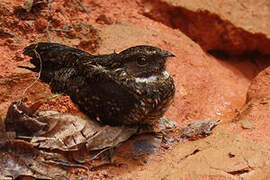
180,119 -> 220,140
96,14 -> 113,25
132,135 -> 162,155
23,0 -> 33,12
241,119 -> 254,129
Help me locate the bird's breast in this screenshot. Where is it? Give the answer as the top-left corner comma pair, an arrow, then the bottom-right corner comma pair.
124,71 -> 175,125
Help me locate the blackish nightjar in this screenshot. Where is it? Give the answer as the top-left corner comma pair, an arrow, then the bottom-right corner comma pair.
20,42 -> 176,126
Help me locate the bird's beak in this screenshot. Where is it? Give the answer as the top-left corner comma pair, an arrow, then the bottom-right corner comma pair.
162,50 -> 176,58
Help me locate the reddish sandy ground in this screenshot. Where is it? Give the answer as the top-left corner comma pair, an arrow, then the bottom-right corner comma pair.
1,0 -> 270,179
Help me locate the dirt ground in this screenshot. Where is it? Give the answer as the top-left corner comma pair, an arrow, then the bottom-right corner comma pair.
1,0 -> 270,179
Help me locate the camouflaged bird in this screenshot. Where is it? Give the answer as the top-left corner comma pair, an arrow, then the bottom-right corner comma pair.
20,42 -> 175,126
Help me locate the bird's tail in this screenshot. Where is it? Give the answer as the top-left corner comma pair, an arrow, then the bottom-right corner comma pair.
20,42 -> 91,73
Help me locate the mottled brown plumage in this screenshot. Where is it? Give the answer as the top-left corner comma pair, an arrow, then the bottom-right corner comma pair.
20,42 -> 175,126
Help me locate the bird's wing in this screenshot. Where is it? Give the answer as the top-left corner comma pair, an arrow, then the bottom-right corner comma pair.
20,42 -> 94,82
22,42 -> 133,100
47,63 -> 111,94
22,42 -> 92,70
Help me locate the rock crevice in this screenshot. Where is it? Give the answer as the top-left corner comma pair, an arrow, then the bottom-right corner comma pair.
141,0 -> 270,55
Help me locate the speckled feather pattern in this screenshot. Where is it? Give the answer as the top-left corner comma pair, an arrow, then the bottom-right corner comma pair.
22,42 -> 176,126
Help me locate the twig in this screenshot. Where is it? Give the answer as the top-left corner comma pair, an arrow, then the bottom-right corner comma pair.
48,0 -> 53,12
0,29 -> 15,37
49,28 -> 71,33
17,135 -> 35,140
77,0 -> 88,14
46,0 -> 53,42
49,25 -> 72,33
42,158 -> 89,170
45,19 -> 51,42
0,115 -> 5,133
88,147 -> 110,161
42,159 -> 91,180
18,44 -> 42,104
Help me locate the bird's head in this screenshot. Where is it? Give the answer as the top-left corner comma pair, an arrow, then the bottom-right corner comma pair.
118,45 -> 175,78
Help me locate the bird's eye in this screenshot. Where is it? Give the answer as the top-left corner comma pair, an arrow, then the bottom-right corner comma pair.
136,57 -> 148,66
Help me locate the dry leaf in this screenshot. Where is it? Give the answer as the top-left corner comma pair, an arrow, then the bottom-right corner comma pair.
5,101 -> 138,152
5,101 -> 49,136
0,139 -> 83,179
31,112 -> 138,151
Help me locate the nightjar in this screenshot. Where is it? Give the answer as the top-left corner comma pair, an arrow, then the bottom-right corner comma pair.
20,42 -> 175,126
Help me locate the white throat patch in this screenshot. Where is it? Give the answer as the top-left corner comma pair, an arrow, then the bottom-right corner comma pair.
135,71 -> 170,83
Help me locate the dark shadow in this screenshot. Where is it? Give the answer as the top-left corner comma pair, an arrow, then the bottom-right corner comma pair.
208,50 -> 270,80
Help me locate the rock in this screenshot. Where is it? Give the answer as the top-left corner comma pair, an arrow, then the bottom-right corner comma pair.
236,66 -> 270,145
247,66 -> 270,101
121,125 -> 270,179
142,0 -> 270,54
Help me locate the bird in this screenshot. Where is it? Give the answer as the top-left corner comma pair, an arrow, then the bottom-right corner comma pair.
19,42 -> 176,126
